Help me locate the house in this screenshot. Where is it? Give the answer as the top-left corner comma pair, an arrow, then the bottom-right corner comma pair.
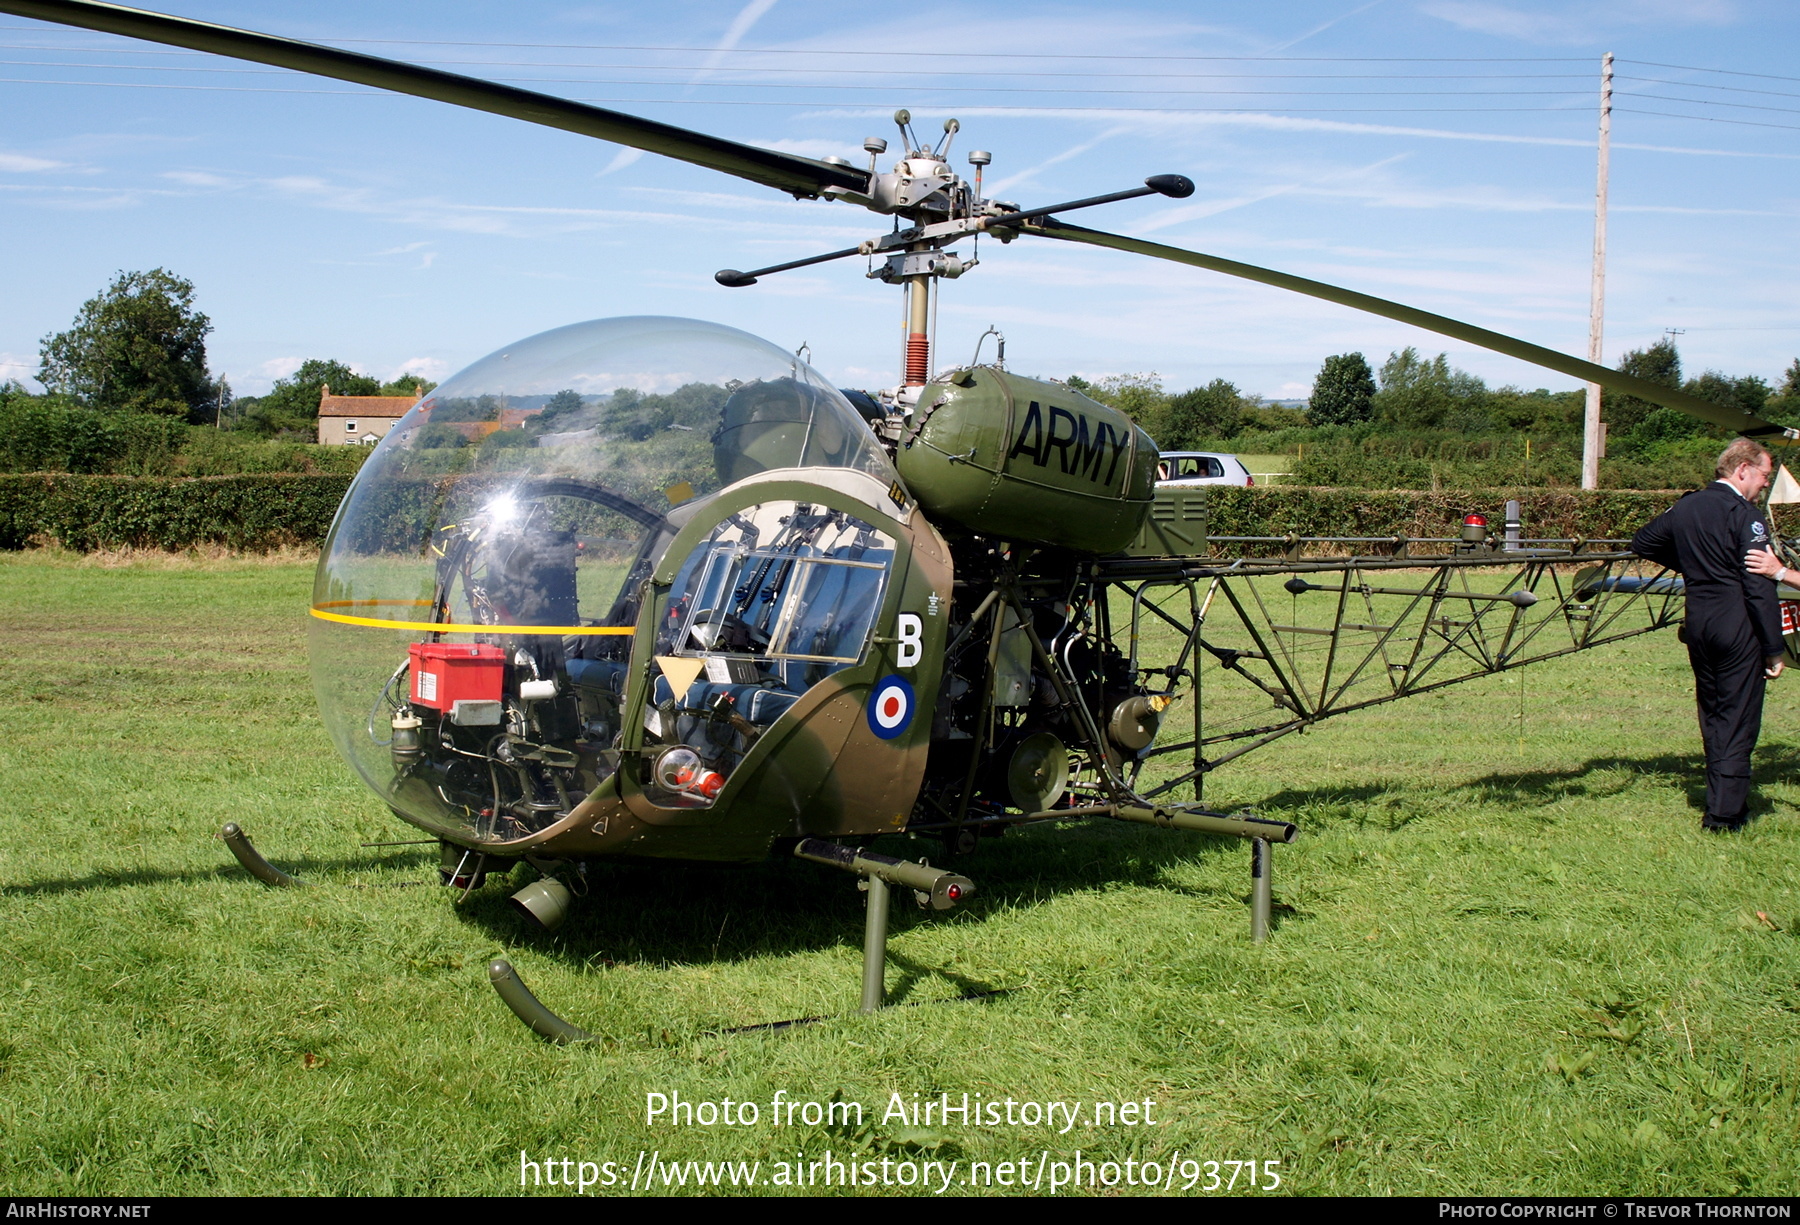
450,407 -> 534,442
317,385 -> 418,445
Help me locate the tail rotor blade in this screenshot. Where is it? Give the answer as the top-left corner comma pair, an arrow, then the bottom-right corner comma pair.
0,0 -> 868,200
1026,218 -> 1796,442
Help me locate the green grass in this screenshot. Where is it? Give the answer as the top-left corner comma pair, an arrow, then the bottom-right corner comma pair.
1232,453 -> 1292,485
1,549 -> 1798,1196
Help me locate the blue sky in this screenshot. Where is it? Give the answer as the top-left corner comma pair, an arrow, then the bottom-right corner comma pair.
1,0 -> 1796,403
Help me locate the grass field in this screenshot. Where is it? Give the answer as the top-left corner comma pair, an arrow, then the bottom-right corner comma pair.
1235,453 -> 1294,486
2,549 -> 1798,1197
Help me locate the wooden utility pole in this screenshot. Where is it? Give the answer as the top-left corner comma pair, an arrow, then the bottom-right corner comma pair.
1582,52 -> 1613,491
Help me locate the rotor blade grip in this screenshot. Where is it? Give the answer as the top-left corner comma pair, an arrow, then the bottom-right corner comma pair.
1028,220 -> 1796,441
0,0 -> 867,199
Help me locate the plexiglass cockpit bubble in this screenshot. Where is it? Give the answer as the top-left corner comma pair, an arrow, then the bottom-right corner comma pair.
308,316 -> 901,844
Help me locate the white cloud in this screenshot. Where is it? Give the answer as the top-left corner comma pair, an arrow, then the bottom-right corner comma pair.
267,175 -> 333,197
159,170 -> 231,187
771,10 -> 1242,62
1418,1 -> 1585,41
1265,0 -> 1385,53
1133,184 -> 1305,234
234,170 -> 875,244
800,106 -> 1799,160
760,138 -> 867,161
1419,0 -> 1737,43
1132,156 -> 1409,235
0,152 -> 65,173
596,147 -> 646,178
0,351 -> 38,388
986,127 -> 1129,197
690,0 -> 781,86
388,357 -> 449,382
259,357 -> 303,380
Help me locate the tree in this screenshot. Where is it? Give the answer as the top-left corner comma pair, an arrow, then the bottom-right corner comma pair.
1067,373 -> 1171,442
1765,359 -> 1800,426
1165,379 -> 1243,447
38,268 -> 214,419
1685,370 -> 1769,418
380,373 -> 437,398
1626,370 -> 1771,450
238,358 -> 378,438
1307,352 -> 1376,426
1603,339 -> 1681,434
542,389 -> 584,418
1371,347 -> 1487,430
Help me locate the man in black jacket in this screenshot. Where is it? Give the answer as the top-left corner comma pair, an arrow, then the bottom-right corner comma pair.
1631,438 -> 1786,832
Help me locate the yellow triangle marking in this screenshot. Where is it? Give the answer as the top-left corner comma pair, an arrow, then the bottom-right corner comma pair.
656,655 -> 705,699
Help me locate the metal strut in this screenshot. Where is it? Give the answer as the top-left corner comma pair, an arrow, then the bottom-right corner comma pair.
1105,804 -> 1291,942
793,838 -> 975,1012
220,822 -> 305,887
488,959 -> 597,1045
1251,838 -> 1272,944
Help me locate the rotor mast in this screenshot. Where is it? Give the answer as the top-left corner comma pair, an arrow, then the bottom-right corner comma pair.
904,275 -> 932,387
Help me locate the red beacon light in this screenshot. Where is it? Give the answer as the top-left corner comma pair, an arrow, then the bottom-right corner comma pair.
1460,512 -> 1490,547
1464,513 -> 1488,527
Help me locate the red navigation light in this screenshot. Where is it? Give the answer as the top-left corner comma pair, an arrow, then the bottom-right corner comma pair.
945,883 -> 963,902
1464,513 -> 1488,527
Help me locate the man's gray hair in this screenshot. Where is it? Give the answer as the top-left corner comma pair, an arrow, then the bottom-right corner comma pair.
1716,437 -> 1772,480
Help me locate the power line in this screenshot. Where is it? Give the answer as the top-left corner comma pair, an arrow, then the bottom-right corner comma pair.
1617,73 -> 1800,102
1621,58 -> 1800,86
1619,90 -> 1800,117
0,61 -> 1597,97
0,77 -> 1600,114
1615,106 -> 1800,133
0,27 -> 1593,62
0,43 -> 1599,81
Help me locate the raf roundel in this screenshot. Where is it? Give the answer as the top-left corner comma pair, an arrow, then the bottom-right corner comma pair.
867,675 -> 916,740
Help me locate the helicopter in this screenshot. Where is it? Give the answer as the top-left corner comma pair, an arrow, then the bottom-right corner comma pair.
9,0 -> 1800,1040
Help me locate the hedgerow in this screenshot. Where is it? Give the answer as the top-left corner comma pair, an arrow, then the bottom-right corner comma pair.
0,473 -> 352,552
0,475 -> 1692,555
1203,486 -> 1686,544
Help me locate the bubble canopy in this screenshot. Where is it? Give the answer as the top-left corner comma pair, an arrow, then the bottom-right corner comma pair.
308,316 -> 901,840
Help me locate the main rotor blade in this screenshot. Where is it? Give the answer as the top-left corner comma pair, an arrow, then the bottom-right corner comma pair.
1028,218 -> 1796,442
0,0 -> 868,200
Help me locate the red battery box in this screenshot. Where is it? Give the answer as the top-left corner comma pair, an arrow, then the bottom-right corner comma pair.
409,642 -> 506,712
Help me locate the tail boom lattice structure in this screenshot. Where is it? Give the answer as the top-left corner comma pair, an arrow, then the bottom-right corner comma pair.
1093,541 -> 1680,800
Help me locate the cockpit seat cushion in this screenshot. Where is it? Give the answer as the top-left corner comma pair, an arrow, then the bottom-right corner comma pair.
565,657 -> 627,695
650,673 -> 800,725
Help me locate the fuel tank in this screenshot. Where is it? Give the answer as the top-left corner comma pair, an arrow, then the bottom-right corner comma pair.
894,368 -> 1157,554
